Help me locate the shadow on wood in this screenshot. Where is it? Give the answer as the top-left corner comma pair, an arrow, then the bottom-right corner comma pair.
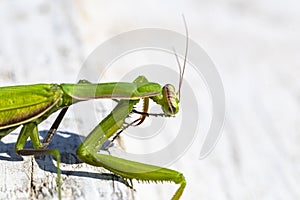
0,130 -> 132,187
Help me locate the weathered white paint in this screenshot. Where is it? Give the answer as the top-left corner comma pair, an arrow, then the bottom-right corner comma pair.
1,0 -> 300,200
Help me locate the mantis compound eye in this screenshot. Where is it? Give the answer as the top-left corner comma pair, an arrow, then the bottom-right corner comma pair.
162,84 -> 179,116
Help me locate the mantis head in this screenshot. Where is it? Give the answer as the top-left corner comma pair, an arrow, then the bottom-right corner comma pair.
161,84 -> 180,116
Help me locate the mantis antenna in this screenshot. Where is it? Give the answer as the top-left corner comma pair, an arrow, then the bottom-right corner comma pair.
174,15 -> 189,100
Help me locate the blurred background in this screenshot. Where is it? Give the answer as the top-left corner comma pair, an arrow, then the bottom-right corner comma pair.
0,0 -> 299,199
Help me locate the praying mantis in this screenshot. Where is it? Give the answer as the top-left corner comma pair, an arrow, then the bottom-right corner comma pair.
0,22 -> 189,200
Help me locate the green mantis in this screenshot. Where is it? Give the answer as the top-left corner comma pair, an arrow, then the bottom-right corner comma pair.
0,22 -> 189,200
0,77 -> 186,199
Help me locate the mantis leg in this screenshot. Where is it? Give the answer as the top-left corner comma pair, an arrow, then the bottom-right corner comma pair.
15,122 -> 62,199
76,99 -> 186,200
109,96 -> 150,144
42,107 -> 69,148
0,126 -> 18,140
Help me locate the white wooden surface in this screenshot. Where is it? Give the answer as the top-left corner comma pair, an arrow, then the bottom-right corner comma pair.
0,1 -> 134,199
1,1 -> 300,200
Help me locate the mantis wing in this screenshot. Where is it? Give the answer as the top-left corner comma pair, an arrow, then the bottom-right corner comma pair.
0,84 -> 63,129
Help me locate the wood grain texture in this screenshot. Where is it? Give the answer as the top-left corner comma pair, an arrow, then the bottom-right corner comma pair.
1,0 -> 300,200
0,1 -> 134,199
